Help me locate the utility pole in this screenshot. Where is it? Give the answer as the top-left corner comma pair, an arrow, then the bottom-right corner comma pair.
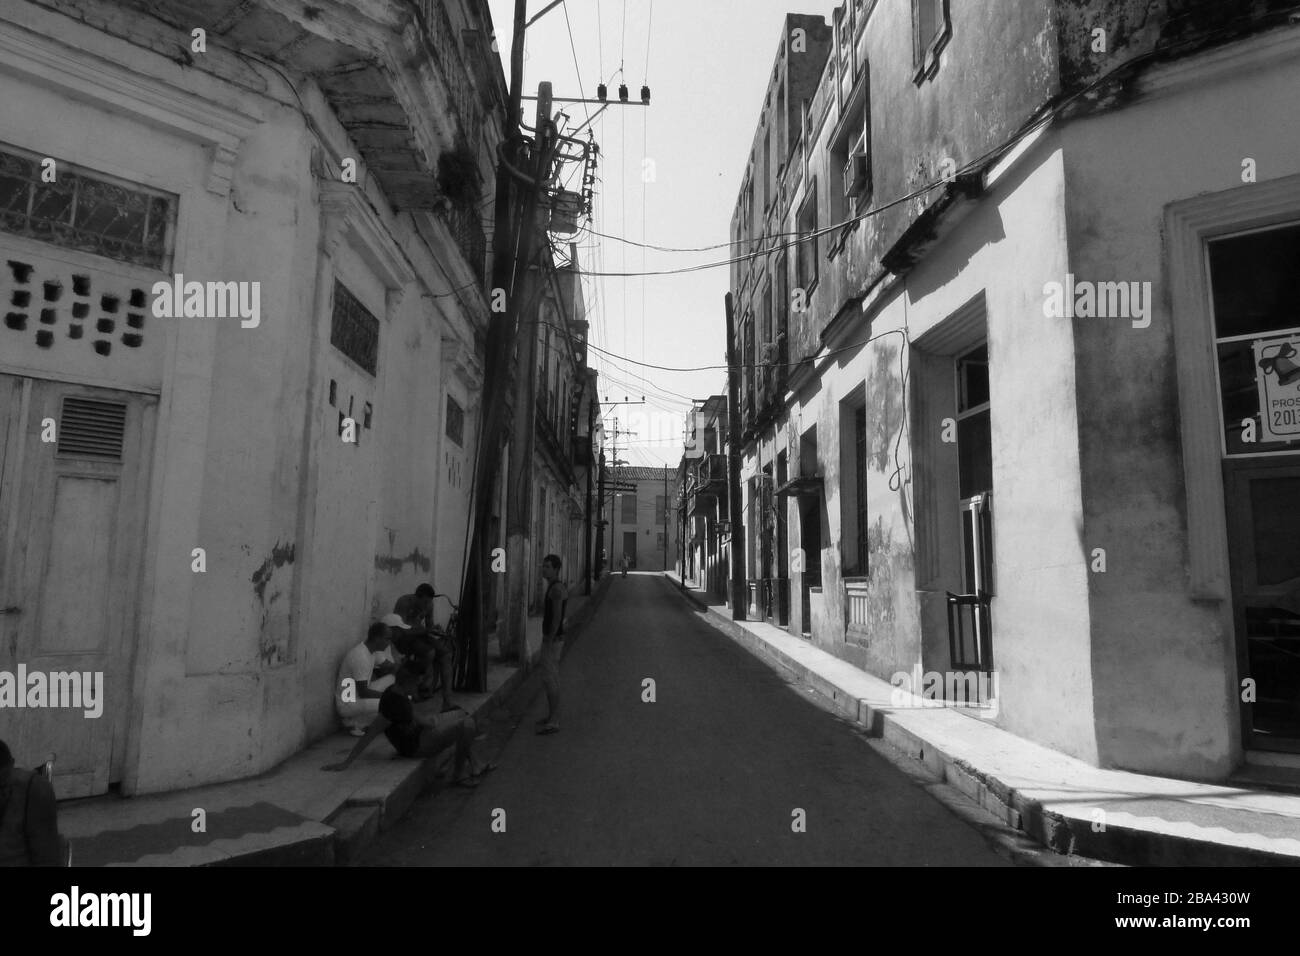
457,0 -> 531,691
594,447 -> 607,580
583,386 -> 596,594
662,466 -> 668,572
504,79 -> 554,665
725,292 -> 746,620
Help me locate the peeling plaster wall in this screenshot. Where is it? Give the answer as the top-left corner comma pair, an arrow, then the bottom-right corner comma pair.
904,138 -> 1096,764
1059,33 -> 1300,778
7,0 -> 502,793
1055,0 -> 1295,92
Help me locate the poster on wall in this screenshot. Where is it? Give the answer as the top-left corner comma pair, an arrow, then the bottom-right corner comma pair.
1254,332 -> 1300,444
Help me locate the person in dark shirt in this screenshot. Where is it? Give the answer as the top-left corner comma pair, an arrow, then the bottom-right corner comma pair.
536,554 -> 568,736
322,665 -> 492,785
393,583 -> 457,713
0,740 -> 62,867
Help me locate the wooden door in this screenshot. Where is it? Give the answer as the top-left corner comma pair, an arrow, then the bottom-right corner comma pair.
1225,458 -> 1300,752
0,375 -> 154,797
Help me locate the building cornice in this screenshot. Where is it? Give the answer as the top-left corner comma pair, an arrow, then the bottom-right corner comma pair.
319,181 -> 416,293
0,16 -> 261,197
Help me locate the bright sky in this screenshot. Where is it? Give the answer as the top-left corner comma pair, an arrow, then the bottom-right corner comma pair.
487,0 -> 836,467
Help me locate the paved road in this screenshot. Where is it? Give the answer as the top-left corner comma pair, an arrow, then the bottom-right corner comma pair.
361,573 -> 1012,866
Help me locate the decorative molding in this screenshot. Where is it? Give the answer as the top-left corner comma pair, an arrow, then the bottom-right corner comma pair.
385,287 -> 407,314
0,19 -> 260,198
1165,173 -> 1300,601
440,334 -> 484,395
319,181 -> 415,296
1137,21 -> 1300,103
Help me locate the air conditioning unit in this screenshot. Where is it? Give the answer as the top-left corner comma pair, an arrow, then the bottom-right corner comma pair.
843,150 -> 869,198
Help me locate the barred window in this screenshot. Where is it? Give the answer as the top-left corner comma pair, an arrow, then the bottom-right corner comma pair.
621,492 -> 637,523
446,394 -> 465,446
330,280 -> 379,376
0,145 -> 176,270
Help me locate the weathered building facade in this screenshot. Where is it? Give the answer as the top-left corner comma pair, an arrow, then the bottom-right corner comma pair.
608,466 -> 678,573
0,0 -> 505,794
731,0 -> 1300,780
519,247 -> 600,616
680,395 -> 730,601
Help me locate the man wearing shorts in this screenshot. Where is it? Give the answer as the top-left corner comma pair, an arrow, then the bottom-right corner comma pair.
323,664 -> 493,785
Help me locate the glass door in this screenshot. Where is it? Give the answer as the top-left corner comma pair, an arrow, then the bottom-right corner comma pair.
949,344 -> 995,675
1208,221 -> 1300,751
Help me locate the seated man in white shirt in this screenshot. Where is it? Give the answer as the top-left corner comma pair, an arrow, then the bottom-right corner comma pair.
336,622 -> 393,735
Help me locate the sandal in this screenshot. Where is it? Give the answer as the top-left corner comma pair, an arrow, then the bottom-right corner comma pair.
453,775 -> 480,788
476,762 -> 498,776
536,724 -> 560,735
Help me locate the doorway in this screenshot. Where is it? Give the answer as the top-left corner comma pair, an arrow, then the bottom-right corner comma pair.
951,344 -> 994,673
1208,222 -> 1300,752
622,530 -> 637,570
0,374 -> 155,797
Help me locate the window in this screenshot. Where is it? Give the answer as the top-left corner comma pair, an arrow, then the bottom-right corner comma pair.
0,144 -> 177,270
831,94 -> 871,230
655,495 -> 666,521
763,129 -> 771,212
796,180 -> 819,296
855,405 -> 869,574
912,0 -> 951,81
1208,222 -> 1300,455
956,344 -> 991,499
955,344 -> 993,597
330,281 -> 379,376
445,394 -> 464,446
743,316 -> 756,423
621,491 -> 637,523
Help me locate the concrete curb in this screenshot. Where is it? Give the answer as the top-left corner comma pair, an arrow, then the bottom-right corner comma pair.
667,574 -> 1298,868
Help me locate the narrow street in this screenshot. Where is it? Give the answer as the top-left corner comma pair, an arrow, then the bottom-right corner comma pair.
362,574 -> 1012,866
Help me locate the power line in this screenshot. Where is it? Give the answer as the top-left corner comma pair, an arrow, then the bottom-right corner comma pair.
596,0 -> 604,84
582,327 -> 911,374
561,1 -> 592,132
561,35 -> 1221,278
643,0 -> 655,84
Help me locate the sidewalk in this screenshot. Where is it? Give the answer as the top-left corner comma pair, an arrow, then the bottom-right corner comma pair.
665,571 -> 1300,867
58,577 -> 610,866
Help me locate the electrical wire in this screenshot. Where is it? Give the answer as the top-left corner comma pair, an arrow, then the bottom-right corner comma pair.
644,0 -> 655,85
561,24 -> 1257,277
596,0 -> 604,83
561,1 -> 592,131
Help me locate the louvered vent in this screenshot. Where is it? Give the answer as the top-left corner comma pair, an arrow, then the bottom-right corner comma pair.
57,397 -> 126,460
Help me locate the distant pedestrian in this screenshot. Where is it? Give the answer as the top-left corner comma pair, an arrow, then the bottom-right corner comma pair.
0,740 -> 62,867
536,554 -> 568,735
620,554 -> 629,577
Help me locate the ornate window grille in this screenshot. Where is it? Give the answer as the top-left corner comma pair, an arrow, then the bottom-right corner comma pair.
330,280 -> 379,376
0,145 -> 176,270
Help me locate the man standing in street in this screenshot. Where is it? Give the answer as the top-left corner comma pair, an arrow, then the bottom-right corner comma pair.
536,554 -> 568,736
